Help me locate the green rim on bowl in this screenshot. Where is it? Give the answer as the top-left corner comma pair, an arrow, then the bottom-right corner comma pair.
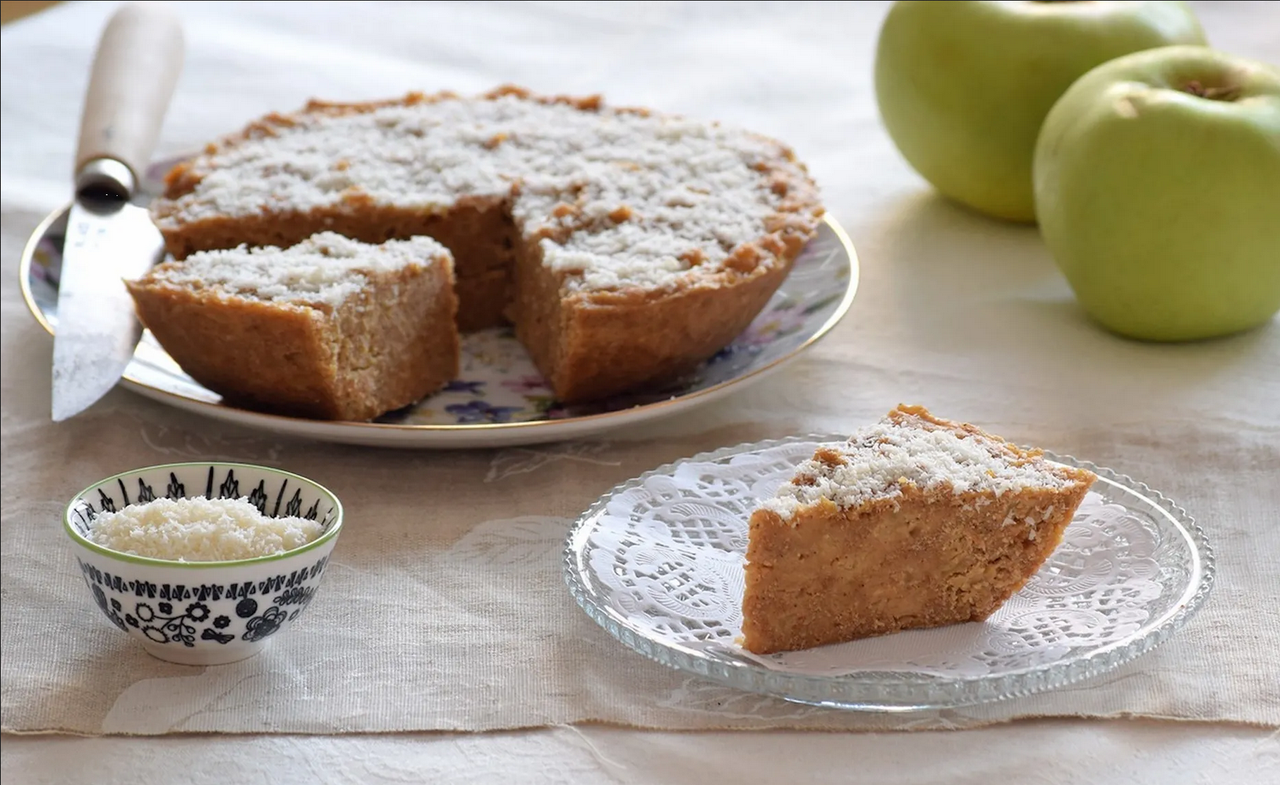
64,462 -> 344,569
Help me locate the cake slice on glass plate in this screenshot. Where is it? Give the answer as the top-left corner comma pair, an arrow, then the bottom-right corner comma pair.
741,404 -> 1096,655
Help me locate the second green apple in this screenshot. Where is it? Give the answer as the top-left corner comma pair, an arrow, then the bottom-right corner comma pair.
874,1 -> 1206,222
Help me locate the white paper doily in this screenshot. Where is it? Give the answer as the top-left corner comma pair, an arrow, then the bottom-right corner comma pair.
563,437 -> 1214,711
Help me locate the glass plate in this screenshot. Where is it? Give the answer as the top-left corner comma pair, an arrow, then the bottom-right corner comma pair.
563,436 -> 1215,712
19,161 -> 858,449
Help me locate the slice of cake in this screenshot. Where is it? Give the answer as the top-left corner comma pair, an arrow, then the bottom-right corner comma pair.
147,86 -> 824,404
741,404 -> 1096,655
125,232 -> 459,421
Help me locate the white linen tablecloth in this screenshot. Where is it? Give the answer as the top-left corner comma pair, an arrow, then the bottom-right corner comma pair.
2,1 -> 1277,782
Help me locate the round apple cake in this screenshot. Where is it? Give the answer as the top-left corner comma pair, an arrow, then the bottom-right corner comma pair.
142,86 -> 824,418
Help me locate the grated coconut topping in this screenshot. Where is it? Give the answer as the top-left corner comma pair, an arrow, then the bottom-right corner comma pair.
85,496 -> 323,562
153,91 -> 818,294
141,232 -> 449,307
762,414 -> 1078,518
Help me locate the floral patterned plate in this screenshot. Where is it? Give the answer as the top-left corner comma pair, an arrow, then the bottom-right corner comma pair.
21,176 -> 857,448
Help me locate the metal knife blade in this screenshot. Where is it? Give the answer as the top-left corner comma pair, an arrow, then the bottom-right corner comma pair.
52,195 -> 165,422
50,3 -> 184,421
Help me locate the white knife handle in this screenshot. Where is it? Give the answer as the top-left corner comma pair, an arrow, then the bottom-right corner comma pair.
75,2 -> 184,197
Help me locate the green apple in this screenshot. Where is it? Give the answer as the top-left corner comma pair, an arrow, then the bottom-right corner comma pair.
1034,46 -> 1280,341
875,1 -> 1206,222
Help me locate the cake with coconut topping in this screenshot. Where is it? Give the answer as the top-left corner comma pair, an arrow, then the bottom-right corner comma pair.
127,232 -> 459,421
740,404 -> 1096,655
148,86 -> 823,406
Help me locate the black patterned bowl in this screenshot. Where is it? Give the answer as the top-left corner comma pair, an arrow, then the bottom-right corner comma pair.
64,462 -> 343,666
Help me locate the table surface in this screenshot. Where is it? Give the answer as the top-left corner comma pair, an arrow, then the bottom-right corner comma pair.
2,2 -> 1277,783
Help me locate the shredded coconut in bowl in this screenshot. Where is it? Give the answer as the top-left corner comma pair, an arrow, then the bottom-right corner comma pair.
85,496 -> 325,562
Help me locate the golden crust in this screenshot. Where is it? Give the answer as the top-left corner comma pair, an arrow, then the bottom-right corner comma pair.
553,258 -> 793,402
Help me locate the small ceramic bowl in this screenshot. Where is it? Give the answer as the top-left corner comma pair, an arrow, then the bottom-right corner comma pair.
64,462 -> 343,666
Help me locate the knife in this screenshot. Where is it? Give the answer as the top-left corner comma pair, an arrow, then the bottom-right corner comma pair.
51,3 -> 184,422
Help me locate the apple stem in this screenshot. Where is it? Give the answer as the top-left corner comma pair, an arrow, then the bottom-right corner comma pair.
1182,80 -> 1241,101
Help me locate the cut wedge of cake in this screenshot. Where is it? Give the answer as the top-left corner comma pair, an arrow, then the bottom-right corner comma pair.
741,404 -> 1096,655
126,232 -> 459,421
148,86 -> 823,404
